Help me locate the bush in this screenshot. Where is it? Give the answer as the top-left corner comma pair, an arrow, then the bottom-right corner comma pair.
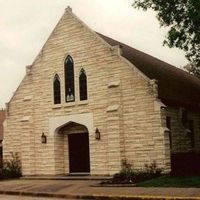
107,159 -> 162,184
144,161 -> 162,178
0,152 -> 22,179
112,159 -> 135,183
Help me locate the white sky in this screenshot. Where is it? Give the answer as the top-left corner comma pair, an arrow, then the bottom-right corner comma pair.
0,0 -> 188,108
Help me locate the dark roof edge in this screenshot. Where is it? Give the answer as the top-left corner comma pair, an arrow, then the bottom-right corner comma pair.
97,32 -> 200,83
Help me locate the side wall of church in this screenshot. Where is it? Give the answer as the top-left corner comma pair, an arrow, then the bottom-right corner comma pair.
120,71 -> 170,171
166,107 -> 200,153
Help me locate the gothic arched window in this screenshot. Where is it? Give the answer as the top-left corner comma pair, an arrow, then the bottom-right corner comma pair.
65,55 -> 75,102
53,74 -> 61,104
79,68 -> 87,101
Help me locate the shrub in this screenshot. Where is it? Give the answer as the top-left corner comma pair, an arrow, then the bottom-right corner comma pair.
112,159 -> 135,183
144,161 -> 162,178
0,152 -> 22,179
108,159 -> 162,184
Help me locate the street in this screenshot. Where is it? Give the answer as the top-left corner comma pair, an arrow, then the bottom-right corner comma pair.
0,195 -> 77,200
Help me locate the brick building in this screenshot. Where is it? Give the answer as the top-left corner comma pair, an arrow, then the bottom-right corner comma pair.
3,7 -> 200,176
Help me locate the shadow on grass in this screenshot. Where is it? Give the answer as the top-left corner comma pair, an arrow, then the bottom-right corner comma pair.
136,175 -> 200,188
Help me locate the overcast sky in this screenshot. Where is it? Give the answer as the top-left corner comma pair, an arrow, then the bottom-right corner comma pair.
0,0 -> 188,108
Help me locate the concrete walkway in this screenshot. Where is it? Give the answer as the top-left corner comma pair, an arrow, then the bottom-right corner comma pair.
0,179 -> 200,200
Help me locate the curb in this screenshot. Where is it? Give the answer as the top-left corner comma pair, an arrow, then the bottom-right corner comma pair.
0,190 -> 200,200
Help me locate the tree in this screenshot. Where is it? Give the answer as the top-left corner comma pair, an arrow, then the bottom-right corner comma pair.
132,0 -> 200,77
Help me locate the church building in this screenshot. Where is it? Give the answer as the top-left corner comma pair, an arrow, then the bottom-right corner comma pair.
3,7 -> 200,176
0,109 -> 5,166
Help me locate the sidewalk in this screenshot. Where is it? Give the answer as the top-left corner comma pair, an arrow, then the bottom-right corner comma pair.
0,179 -> 200,200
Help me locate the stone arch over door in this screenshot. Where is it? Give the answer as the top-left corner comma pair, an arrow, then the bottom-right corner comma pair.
58,122 -> 90,173
49,113 -> 93,136
49,113 -> 93,174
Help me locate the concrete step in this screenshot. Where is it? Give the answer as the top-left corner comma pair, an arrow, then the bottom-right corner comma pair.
21,174 -> 111,181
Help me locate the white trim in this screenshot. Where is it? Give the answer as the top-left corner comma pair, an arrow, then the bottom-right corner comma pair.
20,116 -> 30,122
52,104 -> 62,109
69,172 -> 90,175
106,105 -> 119,112
49,113 -> 94,136
108,81 -> 120,88
63,102 -> 76,108
78,100 -> 89,105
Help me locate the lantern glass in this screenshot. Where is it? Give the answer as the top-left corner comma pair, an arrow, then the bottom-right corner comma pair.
95,128 -> 100,140
41,133 -> 47,143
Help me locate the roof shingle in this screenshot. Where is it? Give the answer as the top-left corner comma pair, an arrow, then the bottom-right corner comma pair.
98,33 -> 200,110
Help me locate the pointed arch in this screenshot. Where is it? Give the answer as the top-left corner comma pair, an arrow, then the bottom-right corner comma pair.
79,68 -> 87,101
53,74 -> 61,104
65,55 -> 75,102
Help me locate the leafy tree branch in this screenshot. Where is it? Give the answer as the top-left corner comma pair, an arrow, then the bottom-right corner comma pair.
132,0 -> 200,77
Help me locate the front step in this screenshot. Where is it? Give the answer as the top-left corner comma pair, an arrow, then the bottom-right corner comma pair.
21,175 -> 111,181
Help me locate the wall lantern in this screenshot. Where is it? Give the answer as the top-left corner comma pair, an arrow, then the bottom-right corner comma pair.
95,128 -> 100,140
41,132 -> 47,144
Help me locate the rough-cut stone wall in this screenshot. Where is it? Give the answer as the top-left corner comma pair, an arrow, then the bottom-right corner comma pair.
3,8 -> 170,176
3,72 -> 36,175
0,110 -> 5,142
120,70 -> 170,171
166,106 -> 200,153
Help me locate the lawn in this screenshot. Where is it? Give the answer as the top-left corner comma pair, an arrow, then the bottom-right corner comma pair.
137,176 -> 200,188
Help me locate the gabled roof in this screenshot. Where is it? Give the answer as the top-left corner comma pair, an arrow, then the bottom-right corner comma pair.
0,110 -> 5,141
98,33 -> 200,110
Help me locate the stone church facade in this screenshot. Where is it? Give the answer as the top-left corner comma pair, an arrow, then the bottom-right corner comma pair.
0,109 -> 5,166
3,7 -> 200,176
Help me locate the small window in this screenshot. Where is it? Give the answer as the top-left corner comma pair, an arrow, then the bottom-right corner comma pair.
65,55 -> 75,102
79,68 -> 87,101
53,74 -> 61,104
166,116 -> 172,149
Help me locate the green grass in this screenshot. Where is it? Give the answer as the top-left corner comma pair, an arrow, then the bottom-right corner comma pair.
137,176 -> 200,188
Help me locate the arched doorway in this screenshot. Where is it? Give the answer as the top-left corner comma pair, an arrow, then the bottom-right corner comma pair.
58,122 -> 90,174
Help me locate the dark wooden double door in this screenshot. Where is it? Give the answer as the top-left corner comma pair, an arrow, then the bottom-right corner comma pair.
68,132 -> 90,173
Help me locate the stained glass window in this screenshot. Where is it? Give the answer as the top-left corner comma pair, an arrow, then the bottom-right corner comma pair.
79,68 -> 87,101
65,55 -> 75,102
53,74 -> 61,104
